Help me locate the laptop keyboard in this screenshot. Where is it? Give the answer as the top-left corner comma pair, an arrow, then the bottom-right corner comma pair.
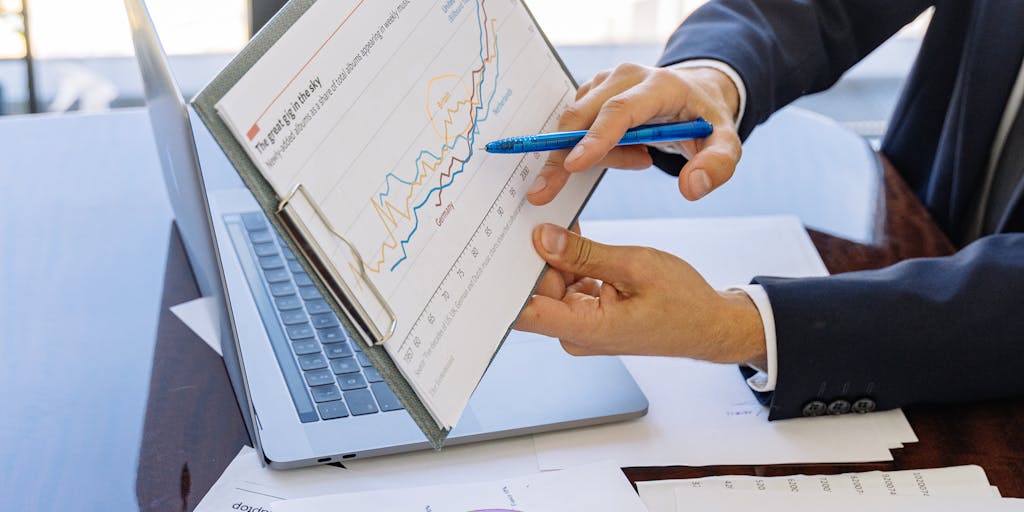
228,212 -> 405,423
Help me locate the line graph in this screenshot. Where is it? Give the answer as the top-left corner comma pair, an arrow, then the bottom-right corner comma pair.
215,0 -> 591,429
361,0 -> 500,274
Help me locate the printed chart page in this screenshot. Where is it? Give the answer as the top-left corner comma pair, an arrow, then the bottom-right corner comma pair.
214,0 -> 596,430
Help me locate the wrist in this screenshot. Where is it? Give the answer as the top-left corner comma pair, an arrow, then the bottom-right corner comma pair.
715,290 -> 767,366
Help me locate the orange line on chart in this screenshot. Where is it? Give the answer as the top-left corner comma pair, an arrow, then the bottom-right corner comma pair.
358,15 -> 498,275
247,0 -> 367,140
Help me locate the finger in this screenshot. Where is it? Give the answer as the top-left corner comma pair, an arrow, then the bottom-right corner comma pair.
563,84 -> 668,173
594,145 -> 654,170
557,64 -> 649,136
528,150 -> 573,205
532,223 -> 640,286
559,339 -> 602,357
566,276 -> 601,297
676,127 -> 742,200
514,294 -> 595,340
575,79 -> 596,101
533,266 -> 566,299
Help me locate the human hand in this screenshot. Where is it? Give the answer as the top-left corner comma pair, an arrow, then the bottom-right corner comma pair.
516,223 -> 766,366
526,64 -> 741,205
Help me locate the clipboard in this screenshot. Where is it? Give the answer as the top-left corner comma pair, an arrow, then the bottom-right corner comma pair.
191,0 -> 594,448
276,182 -> 397,347
190,0 -> 451,448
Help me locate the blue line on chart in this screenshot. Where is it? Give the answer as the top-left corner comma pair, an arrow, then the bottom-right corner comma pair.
378,0 -> 501,272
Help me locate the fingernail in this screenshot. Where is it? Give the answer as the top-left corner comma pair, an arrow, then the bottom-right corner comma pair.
565,140 -> 586,166
528,175 -> 547,195
540,224 -> 567,255
689,169 -> 712,198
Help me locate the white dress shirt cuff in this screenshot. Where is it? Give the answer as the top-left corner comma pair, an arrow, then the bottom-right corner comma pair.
730,284 -> 778,392
668,59 -> 747,126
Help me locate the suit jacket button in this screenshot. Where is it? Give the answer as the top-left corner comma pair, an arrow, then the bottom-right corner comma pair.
827,399 -> 851,415
852,398 -> 877,414
802,400 -> 827,417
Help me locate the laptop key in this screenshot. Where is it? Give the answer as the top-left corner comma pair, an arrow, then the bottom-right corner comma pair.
343,389 -> 378,415
253,242 -> 278,257
330,357 -> 360,375
371,382 -> 404,411
310,384 -> 342,403
282,247 -> 297,260
259,255 -> 285,270
305,299 -> 331,315
269,282 -> 295,297
338,373 -> 367,391
263,268 -> 291,283
297,353 -> 328,370
304,369 -> 335,387
318,400 -> 349,420
362,366 -> 383,383
286,323 -> 315,340
287,259 -> 304,273
275,295 -> 303,311
298,285 -> 321,301
241,212 -> 267,231
318,327 -> 347,344
281,309 -> 309,326
292,339 -> 321,355
311,313 -> 340,329
294,273 -> 314,287
249,229 -> 274,244
324,343 -> 353,359
356,352 -> 372,367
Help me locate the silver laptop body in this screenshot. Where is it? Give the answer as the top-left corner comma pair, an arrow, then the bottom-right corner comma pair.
125,0 -> 647,469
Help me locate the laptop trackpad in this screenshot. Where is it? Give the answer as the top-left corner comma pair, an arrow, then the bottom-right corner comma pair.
462,330 -> 646,434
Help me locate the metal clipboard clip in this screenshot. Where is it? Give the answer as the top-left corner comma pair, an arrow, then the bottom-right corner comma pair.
276,183 -> 397,346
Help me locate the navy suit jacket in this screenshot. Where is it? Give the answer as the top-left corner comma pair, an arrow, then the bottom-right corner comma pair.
651,0 -> 1024,419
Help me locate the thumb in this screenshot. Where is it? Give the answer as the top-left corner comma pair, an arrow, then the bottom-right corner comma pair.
532,223 -> 635,284
678,125 -> 742,200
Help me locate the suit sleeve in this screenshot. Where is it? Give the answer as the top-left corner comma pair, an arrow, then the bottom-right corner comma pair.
648,0 -> 932,174
751,234 -> 1024,419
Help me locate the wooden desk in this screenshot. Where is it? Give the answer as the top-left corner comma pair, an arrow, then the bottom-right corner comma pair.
133,155 -> 1024,509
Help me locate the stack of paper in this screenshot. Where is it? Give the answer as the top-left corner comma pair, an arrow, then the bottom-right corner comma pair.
272,461 -> 646,512
639,466 -> 1021,512
531,216 -> 917,470
195,439 -> 540,511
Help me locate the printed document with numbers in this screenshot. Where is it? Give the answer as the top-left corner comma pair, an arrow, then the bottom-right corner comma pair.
198,0 -> 600,434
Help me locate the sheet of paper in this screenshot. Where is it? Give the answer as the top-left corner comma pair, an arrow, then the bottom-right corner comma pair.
195,436 -> 540,511
638,465 -> 995,512
534,354 -> 893,469
272,461 -> 646,512
874,408 -> 918,449
532,216 -> 910,468
675,490 -> 1024,512
214,0 -> 599,431
169,296 -> 222,356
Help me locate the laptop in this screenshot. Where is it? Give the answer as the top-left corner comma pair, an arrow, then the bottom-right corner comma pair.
125,0 -> 647,469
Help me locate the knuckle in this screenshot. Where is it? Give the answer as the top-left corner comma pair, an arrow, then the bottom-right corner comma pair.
570,238 -> 596,271
603,94 -> 631,113
612,62 -> 643,77
648,68 -> 678,89
559,105 -> 586,129
560,339 -> 585,356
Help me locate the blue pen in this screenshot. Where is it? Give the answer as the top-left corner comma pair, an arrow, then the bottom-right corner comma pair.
482,119 -> 713,154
